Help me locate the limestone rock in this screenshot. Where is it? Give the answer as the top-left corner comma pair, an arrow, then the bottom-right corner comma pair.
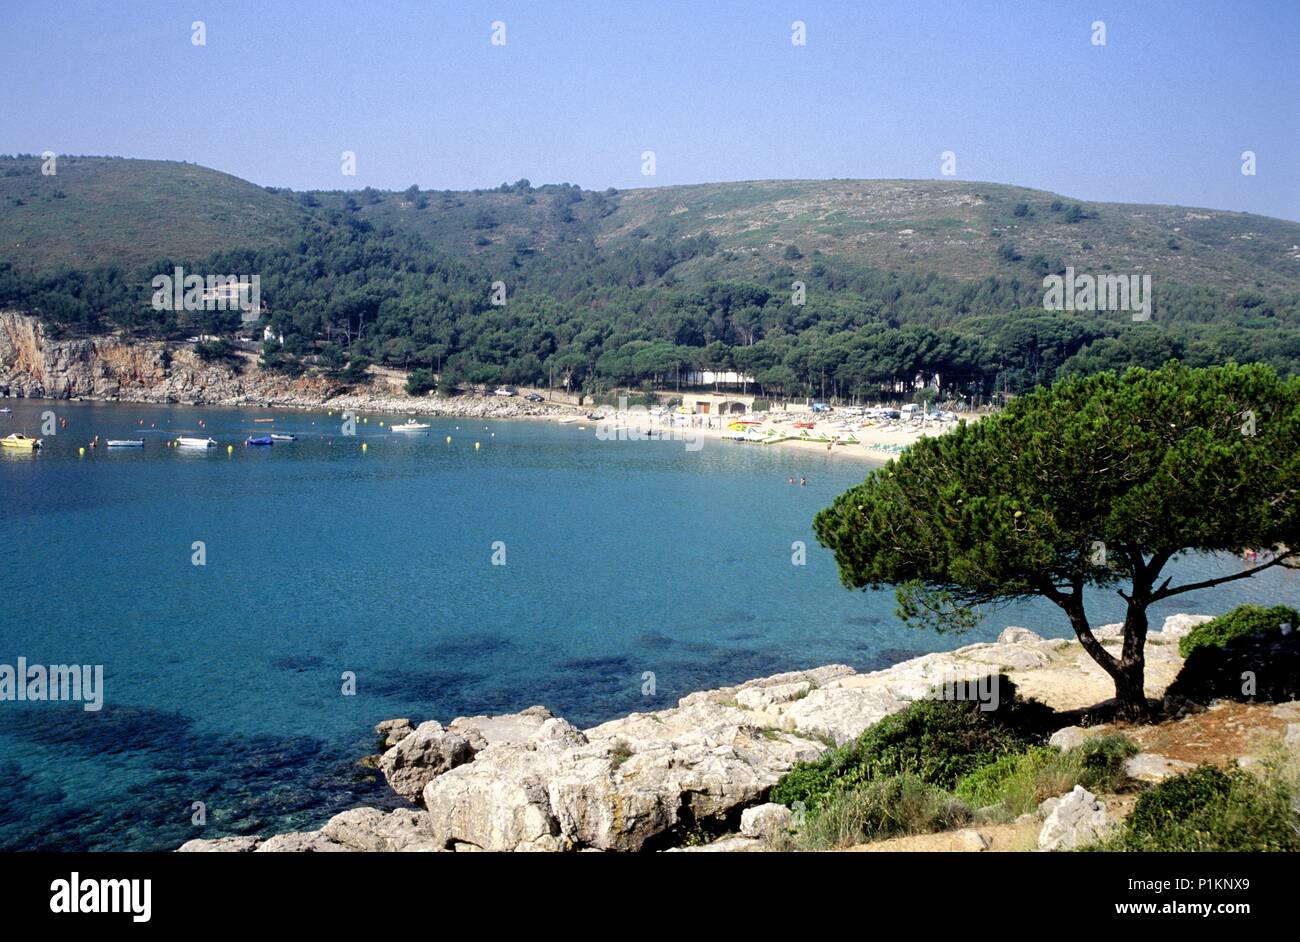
375,718 -> 414,748
961,643 -> 1049,671
1123,753 -> 1196,784
255,831 -> 351,852
378,720 -> 477,804
955,828 -> 991,851
320,807 -> 441,852
779,686 -> 907,746
176,835 -> 261,852
735,681 -> 812,712
1038,786 -> 1112,850
1158,613 -> 1214,641
1286,724 -> 1300,749
1271,701 -> 1300,721
670,836 -> 766,852
740,803 -> 793,840
1048,726 -> 1088,751
447,705 -> 556,751
997,627 -> 1045,644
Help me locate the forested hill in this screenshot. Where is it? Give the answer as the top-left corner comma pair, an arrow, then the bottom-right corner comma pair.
3,154 -> 1300,401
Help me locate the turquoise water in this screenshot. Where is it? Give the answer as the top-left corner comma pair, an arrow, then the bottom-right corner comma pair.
2,399 -> 1297,851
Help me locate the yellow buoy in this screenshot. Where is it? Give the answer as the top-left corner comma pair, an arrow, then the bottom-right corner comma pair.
227,444 -> 234,455
446,436 -> 452,443
363,417 -> 368,424
362,442 -> 368,452
379,421 -> 384,427
78,446 -> 85,457
475,442 -> 481,450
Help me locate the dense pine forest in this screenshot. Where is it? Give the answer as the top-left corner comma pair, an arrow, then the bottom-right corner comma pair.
3,156 -> 1299,402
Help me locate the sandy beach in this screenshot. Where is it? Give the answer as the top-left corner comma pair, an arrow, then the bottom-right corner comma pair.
578,403 -> 971,462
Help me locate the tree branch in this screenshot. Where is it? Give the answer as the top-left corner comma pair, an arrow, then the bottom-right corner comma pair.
1149,553 -> 1295,602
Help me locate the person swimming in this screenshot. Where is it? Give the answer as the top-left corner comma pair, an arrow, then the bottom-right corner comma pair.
799,477 -> 806,486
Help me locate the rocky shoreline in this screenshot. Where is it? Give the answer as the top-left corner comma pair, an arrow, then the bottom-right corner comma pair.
178,613 -> 1235,853
0,311 -> 582,419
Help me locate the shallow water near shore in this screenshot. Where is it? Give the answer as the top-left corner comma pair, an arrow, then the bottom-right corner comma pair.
2,399 -> 1297,851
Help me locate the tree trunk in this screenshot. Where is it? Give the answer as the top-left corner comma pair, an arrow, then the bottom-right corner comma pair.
1063,597 -> 1153,722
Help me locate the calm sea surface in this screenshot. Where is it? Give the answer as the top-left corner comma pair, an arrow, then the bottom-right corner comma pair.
2,399 -> 1296,850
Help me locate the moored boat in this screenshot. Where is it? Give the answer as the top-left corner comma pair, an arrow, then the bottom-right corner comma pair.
1,433 -> 40,449
245,436 -> 273,446
270,433 -> 296,441
175,437 -> 217,448
390,419 -> 430,432
106,439 -> 144,448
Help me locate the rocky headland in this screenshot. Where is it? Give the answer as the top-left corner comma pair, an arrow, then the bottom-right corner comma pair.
0,312 -> 579,418
178,613 -> 1298,853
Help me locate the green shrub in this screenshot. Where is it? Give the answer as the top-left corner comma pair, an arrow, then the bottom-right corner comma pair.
405,368 -> 436,396
194,338 -> 233,363
1179,604 -> 1298,658
1108,764 -> 1300,852
953,734 -> 1138,816
751,398 -> 771,412
772,676 -> 1051,810
794,774 -> 970,850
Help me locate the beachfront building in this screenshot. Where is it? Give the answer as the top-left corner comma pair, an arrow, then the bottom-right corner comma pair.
680,392 -> 755,415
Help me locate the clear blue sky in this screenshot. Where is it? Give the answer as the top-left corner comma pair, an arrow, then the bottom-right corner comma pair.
2,0 -> 1297,219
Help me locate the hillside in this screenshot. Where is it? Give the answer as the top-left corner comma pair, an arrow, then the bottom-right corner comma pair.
0,156 -> 307,272
5,156 -> 1300,404
4,157 -> 1300,295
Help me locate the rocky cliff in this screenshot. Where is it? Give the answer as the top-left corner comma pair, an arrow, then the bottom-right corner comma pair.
0,312 -> 573,418
0,311 -> 337,405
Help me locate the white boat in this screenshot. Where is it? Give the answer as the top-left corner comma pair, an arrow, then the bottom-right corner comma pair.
106,439 -> 144,448
175,437 -> 217,448
0,407 -> 12,414
270,433 -> 297,441
390,420 -> 430,432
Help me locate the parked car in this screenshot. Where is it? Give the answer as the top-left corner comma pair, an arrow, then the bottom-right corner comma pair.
811,402 -> 832,412
494,387 -> 517,397
524,393 -> 544,402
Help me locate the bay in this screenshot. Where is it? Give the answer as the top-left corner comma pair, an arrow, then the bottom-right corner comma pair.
1,399 -> 1296,850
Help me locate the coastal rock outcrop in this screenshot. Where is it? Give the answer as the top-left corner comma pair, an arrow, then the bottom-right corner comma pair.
178,616 -> 1214,853
0,311 -> 581,417
378,706 -> 565,805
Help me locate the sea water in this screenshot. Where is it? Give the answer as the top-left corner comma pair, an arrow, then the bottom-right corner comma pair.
1,400 -> 1295,850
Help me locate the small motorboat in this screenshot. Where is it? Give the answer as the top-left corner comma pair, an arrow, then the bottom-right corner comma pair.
390,419 -> 431,432
270,433 -> 296,441
106,439 -> 144,448
254,418 -> 275,424
0,407 -> 12,414
245,436 -> 273,447
1,433 -> 40,449
175,437 -> 217,448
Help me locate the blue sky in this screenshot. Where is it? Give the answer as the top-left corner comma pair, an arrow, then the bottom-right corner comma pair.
2,0 -> 1297,219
